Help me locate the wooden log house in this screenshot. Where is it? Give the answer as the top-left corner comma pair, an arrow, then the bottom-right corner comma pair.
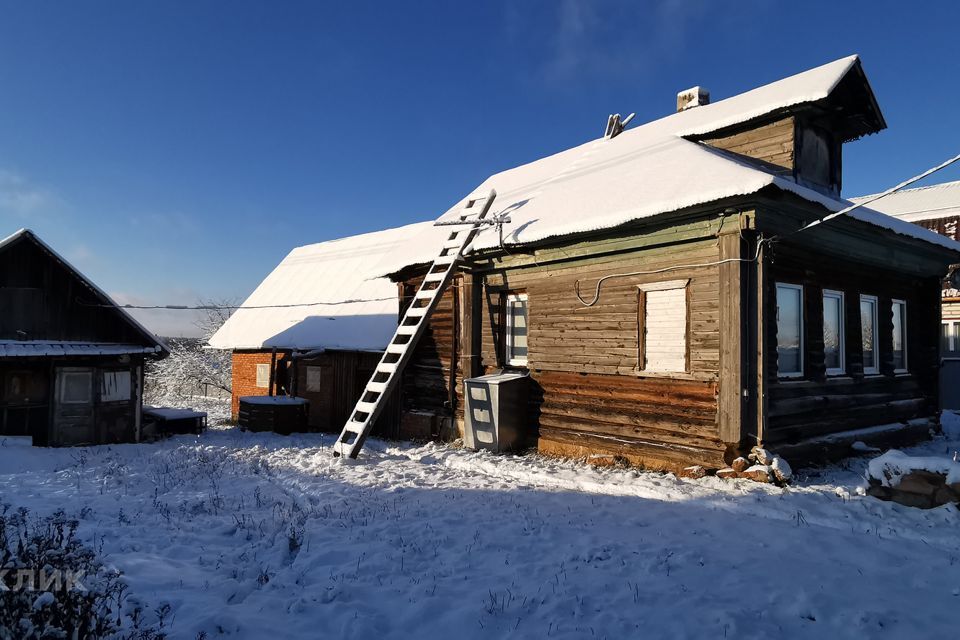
381,55 -> 960,469
0,229 -> 169,446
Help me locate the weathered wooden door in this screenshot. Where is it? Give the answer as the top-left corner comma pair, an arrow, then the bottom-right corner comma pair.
52,367 -> 95,445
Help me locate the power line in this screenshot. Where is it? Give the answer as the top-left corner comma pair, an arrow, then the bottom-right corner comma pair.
77,297 -> 397,311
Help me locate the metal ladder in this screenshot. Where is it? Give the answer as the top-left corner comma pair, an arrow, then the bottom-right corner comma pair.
333,189 -> 498,458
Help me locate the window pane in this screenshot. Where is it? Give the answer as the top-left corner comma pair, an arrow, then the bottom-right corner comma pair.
506,296 -> 528,364
892,302 -> 906,371
306,366 -> 323,392
776,285 -> 802,375
101,370 -> 131,402
61,372 -> 92,404
823,293 -> 843,372
861,298 -> 877,372
256,363 -> 270,388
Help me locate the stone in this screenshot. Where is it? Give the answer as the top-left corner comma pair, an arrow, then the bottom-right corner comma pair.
679,465 -> 707,479
741,465 -> 772,483
896,473 -> 941,497
770,456 -> 793,485
715,468 -> 738,479
867,485 -> 892,500
889,490 -> 936,510
934,487 -> 959,506
750,447 -> 774,466
731,457 -> 749,473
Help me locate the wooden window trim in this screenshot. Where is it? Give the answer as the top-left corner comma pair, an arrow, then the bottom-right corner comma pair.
822,289 -> 845,376
503,291 -> 528,368
775,282 -> 805,379
636,279 -> 689,374
860,294 -> 880,376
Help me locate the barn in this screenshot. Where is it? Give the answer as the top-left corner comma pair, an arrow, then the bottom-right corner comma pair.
0,229 -> 169,446
208,220 -> 444,434
374,55 -> 960,470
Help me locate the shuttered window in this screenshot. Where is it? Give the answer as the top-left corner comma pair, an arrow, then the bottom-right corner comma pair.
638,280 -> 688,373
505,293 -> 528,366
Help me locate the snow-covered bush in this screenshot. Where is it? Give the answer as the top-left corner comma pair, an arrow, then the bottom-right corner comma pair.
0,506 -> 171,639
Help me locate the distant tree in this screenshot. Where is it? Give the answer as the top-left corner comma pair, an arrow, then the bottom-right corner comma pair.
144,298 -> 237,405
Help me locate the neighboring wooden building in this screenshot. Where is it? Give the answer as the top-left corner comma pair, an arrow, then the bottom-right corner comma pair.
208,221 -> 444,435
852,180 -> 960,407
0,229 -> 169,446
379,55 -> 960,469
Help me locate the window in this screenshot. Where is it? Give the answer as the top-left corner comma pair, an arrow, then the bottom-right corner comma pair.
860,295 -> 879,374
892,300 -> 907,373
101,370 -> 131,402
305,366 -> 323,392
776,283 -> 804,378
504,293 -> 528,366
822,290 -> 845,375
638,280 -> 688,373
943,320 -> 960,354
255,363 -> 271,388
59,371 -> 92,404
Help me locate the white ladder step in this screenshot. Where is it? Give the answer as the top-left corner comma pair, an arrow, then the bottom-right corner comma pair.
434,253 -> 457,265
367,381 -> 388,393
377,362 -> 398,374
423,271 -> 446,283
386,343 -> 407,354
405,306 -> 427,317
396,325 -> 418,335
355,401 -> 377,414
414,290 -> 437,299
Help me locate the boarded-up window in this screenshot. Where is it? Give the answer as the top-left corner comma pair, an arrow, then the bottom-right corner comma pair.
101,370 -> 131,403
255,363 -> 270,388
638,280 -> 688,373
505,293 -> 528,366
892,300 -> 907,373
860,295 -> 879,374
306,366 -> 323,392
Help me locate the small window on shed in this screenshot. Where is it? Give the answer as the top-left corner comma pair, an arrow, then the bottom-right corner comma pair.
504,293 -> 528,366
60,371 -> 92,404
101,370 -> 131,403
305,366 -> 323,392
638,280 -> 688,373
822,290 -> 845,375
255,363 -> 271,388
892,300 -> 907,373
776,283 -> 804,378
860,295 -> 879,375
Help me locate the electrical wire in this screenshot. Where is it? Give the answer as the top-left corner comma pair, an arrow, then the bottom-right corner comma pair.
76,297 -> 397,311
573,151 -> 960,307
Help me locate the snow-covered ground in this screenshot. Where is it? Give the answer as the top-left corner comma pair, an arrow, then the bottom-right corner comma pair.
2,414 -> 960,639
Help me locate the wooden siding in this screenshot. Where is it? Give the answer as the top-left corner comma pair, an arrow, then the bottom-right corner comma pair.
700,116 -> 794,173
294,350 -> 399,437
915,215 -> 960,242
762,242 -> 941,446
400,274 -> 459,417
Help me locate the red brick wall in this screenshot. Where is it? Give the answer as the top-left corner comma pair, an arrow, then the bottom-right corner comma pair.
231,351 -> 290,419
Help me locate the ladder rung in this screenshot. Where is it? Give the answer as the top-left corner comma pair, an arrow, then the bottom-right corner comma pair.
406,306 -> 427,317
443,239 -> 464,249
367,381 -> 387,393
356,401 -> 377,414
423,271 -> 446,283
378,362 -> 398,373
396,325 -> 418,335
414,290 -> 437,299
386,343 -> 407,354
434,254 -> 457,265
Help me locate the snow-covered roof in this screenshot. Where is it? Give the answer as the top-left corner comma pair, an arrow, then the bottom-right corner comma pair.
208,220 -> 446,351
0,229 -> 169,357
0,341 -> 165,358
851,181 -> 960,222
378,55 -> 959,275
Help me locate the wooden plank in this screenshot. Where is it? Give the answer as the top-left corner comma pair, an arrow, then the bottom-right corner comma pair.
717,228 -> 745,446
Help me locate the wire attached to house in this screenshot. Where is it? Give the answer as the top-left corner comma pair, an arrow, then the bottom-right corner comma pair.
573,151 -> 960,307
75,296 -> 397,311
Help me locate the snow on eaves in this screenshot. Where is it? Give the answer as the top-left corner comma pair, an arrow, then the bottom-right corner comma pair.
0,341 -> 164,358
851,180 -> 960,223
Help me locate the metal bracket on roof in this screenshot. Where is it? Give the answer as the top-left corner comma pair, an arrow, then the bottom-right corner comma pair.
433,216 -> 510,227
604,112 -> 635,139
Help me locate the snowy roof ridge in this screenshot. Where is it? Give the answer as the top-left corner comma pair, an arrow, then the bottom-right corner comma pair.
851,180 -> 960,222
0,228 -> 169,356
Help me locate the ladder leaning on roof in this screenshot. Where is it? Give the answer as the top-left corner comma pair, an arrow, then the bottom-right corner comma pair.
333,189 -> 498,459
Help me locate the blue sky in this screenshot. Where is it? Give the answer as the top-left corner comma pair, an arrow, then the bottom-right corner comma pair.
2,1 -> 959,336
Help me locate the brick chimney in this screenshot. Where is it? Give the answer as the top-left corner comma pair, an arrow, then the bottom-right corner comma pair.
677,86 -> 710,112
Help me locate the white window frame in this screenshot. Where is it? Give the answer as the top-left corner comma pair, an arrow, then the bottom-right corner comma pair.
776,283 -> 805,379
943,320 -> 960,354
504,292 -> 528,367
860,294 -> 880,375
892,299 -> 908,374
255,363 -> 271,388
822,289 -> 845,376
